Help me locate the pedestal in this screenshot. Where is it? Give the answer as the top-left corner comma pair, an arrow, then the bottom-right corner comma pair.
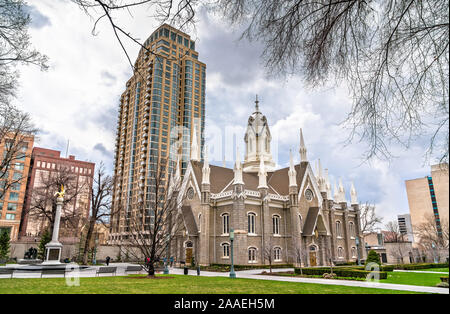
42,241 -> 63,265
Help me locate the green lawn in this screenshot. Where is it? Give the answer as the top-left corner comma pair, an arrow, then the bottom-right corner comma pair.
379,271 -> 445,287
412,268 -> 449,273
0,275 -> 424,294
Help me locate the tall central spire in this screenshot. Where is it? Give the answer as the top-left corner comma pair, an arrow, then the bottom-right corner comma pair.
243,96 -> 276,173
255,94 -> 260,113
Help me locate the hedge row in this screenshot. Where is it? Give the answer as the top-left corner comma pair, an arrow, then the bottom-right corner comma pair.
208,264 -> 293,271
393,263 -> 449,270
294,267 -> 387,279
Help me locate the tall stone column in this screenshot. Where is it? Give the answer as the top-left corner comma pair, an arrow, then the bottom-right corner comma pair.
43,194 -> 64,265
259,187 -> 270,265
341,204 -> 351,261
232,183 -> 247,265
197,184 -> 210,266
328,202 -> 336,263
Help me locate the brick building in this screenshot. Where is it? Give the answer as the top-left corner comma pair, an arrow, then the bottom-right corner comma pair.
0,133 -> 34,241
19,148 -> 95,243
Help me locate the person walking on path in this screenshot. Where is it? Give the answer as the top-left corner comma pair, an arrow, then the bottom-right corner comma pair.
105,256 -> 111,266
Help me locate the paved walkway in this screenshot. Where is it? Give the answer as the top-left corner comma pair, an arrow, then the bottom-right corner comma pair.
1,264 -> 448,294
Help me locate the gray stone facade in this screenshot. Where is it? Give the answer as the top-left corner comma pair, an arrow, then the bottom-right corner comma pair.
172,101 -> 363,267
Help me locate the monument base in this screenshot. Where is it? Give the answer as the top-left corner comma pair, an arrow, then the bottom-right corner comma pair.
43,241 -> 63,265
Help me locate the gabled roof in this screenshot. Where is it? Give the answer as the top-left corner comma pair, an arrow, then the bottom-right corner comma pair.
302,207 -> 320,236
181,205 -> 198,236
189,161 -> 309,196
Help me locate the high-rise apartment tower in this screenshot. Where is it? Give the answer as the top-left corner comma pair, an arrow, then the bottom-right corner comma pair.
110,25 -> 206,242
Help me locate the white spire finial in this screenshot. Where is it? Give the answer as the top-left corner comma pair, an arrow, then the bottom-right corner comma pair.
350,182 -> 358,205
174,154 -> 181,183
289,150 -> 297,187
255,94 -> 260,113
202,145 -> 210,185
190,124 -> 200,161
333,180 -> 339,201
318,159 -> 326,193
338,178 -> 346,203
299,128 -> 308,162
258,157 -> 268,189
325,169 -> 332,199
234,146 -> 243,185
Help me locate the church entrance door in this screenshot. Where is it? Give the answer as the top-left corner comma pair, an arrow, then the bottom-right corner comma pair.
309,252 -> 317,266
186,248 -> 193,266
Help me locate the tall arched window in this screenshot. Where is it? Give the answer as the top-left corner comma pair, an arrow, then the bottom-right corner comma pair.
336,220 -> 342,238
222,243 -> 230,258
274,247 -> 282,261
349,222 -> 355,238
248,247 -> 257,263
337,247 -> 344,259
351,247 -> 356,258
273,215 -> 280,235
248,213 -> 256,234
222,213 -> 229,235
198,213 -> 202,233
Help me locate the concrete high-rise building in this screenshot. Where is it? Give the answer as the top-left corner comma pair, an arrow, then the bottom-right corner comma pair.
405,164 -> 449,243
0,133 -> 34,241
110,25 -> 206,242
397,214 -> 414,243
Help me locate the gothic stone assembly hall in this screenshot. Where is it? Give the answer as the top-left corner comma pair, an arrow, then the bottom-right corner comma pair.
174,99 -> 363,267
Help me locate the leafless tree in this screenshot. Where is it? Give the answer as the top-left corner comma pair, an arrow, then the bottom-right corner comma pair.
74,0 -> 449,163
0,0 -> 48,107
384,220 -> 410,263
118,158 -> 186,277
80,162 -> 114,265
360,202 -> 383,235
23,165 -> 90,240
414,214 -> 449,263
0,104 -> 36,200
263,237 -> 278,273
291,245 -> 308,275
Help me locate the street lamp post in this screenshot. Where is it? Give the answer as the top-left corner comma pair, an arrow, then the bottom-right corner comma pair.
356,236 -> 361,266
229,228 -> 236,279
164,235 -> 170,274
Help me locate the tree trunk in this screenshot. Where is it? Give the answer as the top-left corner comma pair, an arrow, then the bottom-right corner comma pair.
147,263 -> 155,277
82,217 -> 95,265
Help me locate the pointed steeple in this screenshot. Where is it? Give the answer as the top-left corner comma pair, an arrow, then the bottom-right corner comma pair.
350,182 -> 358,205
338,178 -> 346,203
258,157 -> 268,189
333,180 -> 339,201
317,159 -> 326,192
325,169 -> 332,199
288,150 -> 297,187
173,154 -> 181,186
202,145 -> 210,185
234,146 -> 244,185
190,124 -> 200,161
299,128 -> 308,162
255,94 -> 260,113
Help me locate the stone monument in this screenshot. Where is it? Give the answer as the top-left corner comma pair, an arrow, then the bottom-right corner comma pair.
42,185 -> 65,265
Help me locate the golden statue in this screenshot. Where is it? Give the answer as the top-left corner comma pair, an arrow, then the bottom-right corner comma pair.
54,184 -> 65,198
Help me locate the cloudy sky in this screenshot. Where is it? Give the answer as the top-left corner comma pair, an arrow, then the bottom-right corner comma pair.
14,0 -> 439,224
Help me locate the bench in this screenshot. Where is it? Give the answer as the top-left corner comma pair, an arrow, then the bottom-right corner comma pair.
41,269 -> 67,278
96,266 -> 117,277
125,265 -> 143,274
0,268 -> 14,278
